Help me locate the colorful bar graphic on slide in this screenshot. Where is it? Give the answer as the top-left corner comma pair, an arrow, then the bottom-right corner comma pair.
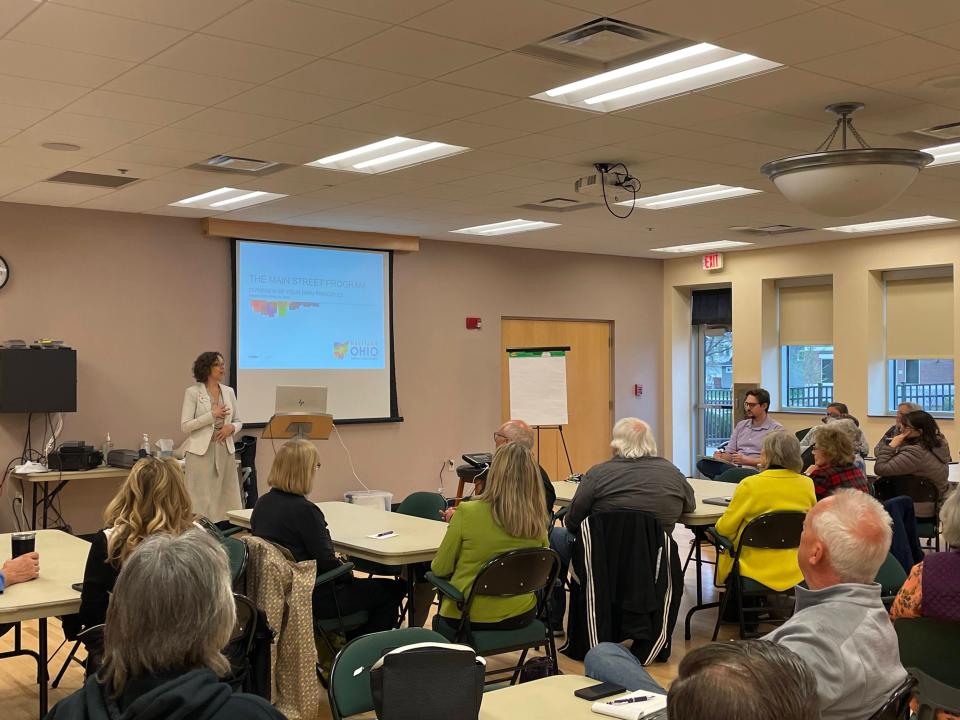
249,299 -> 320,318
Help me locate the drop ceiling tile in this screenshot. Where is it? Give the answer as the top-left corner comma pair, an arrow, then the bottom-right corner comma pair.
500,159 -> 586,181
852,103 -> 960,137
552,143 -> 660,167
226,140 -> 333,166
134,126 -> 255,155
616,0 -> 816,42
440,52 -> 585,97
3,181 -> 114,206
66,91 -> 203,125
103,66 -> 255,106
466,99 -> 594,132
720,8 -> 899,65
0,74 -> 89,111
547,0 -> 641,12
687,110 -> 833,151
799,36 -> 960,86
331,27 -> 500,79
217,87 -> 356,122
483,133 -> 606,160
155,167 -> 261,188
0,1 -> 38,35
223,166 -> 349,194
49,0 -> 248,30
100,143 -> 208,169
148,205 -> 214,218
832,0 -> 960,32
404,0 -> 594,51
692,139 -> 799,170
0,146 -> 97,171
442,173 -> 541,192
0,104 -> 52,131
433,150 -> 533,172
27,113 -> 159,146
0,40 -> 133,88
614,128 -> 737,155
267,124 -> 383,153
205,0 -> 387,56
281,0 -> 447,24
67,157 -> 174,180
917,21 -> 960,52
383,163 -> 481,184
409,120 -> 527,148
171,109 -> 300,141
615,94 -> 755,129
376,81 -> 514,120
0,164 -> 58,196
271,59 -> 423,103
150,35 -> 314,84
875,63 -> 960,111
316,105 -> 446,136
8,4 -> 187,62
75,179 -> 208,212
2,127 -> 125,158
544,116 -> 667,145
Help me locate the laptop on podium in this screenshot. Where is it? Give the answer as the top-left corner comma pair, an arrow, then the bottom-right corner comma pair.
275,385 -> 328,414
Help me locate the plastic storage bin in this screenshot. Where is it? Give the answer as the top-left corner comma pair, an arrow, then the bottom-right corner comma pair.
344,490 -> 393,511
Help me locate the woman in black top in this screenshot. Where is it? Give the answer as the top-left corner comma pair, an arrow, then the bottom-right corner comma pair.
250,439 -> 404,637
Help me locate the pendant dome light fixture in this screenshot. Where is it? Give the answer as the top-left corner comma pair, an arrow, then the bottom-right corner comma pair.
760,102 -> 934,217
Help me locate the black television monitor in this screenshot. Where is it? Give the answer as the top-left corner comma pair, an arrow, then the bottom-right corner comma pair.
0,348 -> 77,413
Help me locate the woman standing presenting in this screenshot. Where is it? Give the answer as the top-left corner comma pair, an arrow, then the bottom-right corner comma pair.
181,351 -> 242,521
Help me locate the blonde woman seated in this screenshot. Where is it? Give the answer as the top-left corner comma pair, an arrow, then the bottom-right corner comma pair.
714,431 -> 816,593
69,457 -> 195,635
251,439 -> 404,637
803,424 -> 870,501
431,441 -> 549,633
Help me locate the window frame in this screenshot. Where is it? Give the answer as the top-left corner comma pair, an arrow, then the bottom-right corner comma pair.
779,344 -> 835,412
886,358 -> 955,419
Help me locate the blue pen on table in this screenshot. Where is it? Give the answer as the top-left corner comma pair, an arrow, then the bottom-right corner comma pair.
607,696 -> 650,705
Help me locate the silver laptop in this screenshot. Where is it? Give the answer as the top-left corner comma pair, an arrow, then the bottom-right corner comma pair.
275,386 -> 328,414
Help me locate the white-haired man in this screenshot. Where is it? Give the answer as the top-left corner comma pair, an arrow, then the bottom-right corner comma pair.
765,489 -> 908,720
548,418 -> 694,632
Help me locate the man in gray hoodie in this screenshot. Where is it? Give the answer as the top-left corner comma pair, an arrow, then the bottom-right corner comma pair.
765,489 -> 908,720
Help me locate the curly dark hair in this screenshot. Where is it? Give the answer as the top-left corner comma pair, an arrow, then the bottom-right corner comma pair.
192,352 -> 223,382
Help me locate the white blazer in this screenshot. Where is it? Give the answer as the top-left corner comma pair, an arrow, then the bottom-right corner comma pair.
181,383 -> 242,456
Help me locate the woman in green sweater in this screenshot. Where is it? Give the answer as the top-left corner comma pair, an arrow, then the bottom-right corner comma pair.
431,442 -> 549,630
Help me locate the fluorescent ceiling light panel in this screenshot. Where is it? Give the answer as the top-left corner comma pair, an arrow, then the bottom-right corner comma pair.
307,136 -> 469,174
451,219 -> 560,236
170,187 -> 286,211
617,184 -> 762,209
923,141 -> 960,167
651,240 -> 753,253
532,43 -> 781,112
824,216 -> 956,233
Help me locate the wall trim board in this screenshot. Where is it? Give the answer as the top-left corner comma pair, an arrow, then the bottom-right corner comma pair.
202,218 -> 420,253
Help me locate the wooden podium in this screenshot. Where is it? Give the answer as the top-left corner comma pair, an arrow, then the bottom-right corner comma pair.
263,412 -> 333,440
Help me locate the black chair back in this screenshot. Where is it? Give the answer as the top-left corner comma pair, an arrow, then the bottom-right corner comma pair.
738,511 -> 806,551
468,548 -> 560,600
867,676 -> 917,720
873,475 -> 940,505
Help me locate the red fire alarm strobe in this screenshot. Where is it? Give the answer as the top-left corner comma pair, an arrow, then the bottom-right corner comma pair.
466,317 -> 482,330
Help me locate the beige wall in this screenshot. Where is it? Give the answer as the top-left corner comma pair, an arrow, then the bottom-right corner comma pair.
0,201 -> 663,534
662,228 -> 960,474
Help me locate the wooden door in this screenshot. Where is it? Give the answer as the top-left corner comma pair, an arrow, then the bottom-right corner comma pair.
501,318 -> 613,481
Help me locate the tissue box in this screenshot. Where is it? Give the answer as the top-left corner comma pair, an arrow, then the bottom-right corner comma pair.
344,490 -> 393,511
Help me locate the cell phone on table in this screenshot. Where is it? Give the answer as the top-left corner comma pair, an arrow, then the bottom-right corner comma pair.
71,582 -> 83,592
574,681 -> 626,701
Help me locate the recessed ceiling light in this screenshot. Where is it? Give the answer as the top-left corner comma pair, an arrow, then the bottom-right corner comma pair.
169,187 -> 286,211
307,136 -> 469,174
41,142 -> 82,151
923,141 -> 960,167
617,184 -> 762,209
451,219 -> 560,236
651,240 -> 754,253
532,42 -> 781,112
824,216 -> 956,233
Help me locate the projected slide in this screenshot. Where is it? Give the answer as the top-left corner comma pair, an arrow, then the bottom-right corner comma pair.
235,240 -> 395,422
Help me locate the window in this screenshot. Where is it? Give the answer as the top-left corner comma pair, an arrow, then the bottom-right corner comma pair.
778,282 -> 833,409
884,270 -> 954,415
888,359 -> 954,413
782,345 -> 834,408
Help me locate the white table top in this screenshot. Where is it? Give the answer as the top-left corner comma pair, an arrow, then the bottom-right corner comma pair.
480,674 -> 635,719
0,530 -> 89,623
227,501 -> 448,565
865,458 -> 960,485
553,477 -> 732,527
12,466 -> 131,483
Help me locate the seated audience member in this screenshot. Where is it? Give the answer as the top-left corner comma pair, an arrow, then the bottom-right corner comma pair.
431,442 -> 549,632
47,530 -> 284,720
874,410 -> 951,516
765,490 -> 908,720
697,388 -> 782,478
549,418 -> 694,629
251,439 -> 404,636
71,457 -> 195,634
442,418 -> 555,522
891,489 -> 960,621
803,424 -> 870,500
875,401 -> 923,456
584,640 -> 818,720
713,431 -> 815,592
800,403 -> 869,456
0,551 -> 39,592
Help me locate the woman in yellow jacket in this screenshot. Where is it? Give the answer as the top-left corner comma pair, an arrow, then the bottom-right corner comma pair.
714,430 -> 816,591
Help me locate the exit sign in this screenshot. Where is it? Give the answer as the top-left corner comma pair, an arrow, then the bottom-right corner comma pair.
702,252 -> 724,271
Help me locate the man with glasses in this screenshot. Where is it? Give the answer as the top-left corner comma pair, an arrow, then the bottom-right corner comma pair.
798,402 -> 870,464
697,388 -> 782,479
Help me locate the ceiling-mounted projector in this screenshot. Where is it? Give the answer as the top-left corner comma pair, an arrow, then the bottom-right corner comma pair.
574,163 -> 641,218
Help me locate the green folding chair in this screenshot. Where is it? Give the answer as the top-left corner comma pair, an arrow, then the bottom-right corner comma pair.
716,466 -> 758,484
875,553 -> 907,609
